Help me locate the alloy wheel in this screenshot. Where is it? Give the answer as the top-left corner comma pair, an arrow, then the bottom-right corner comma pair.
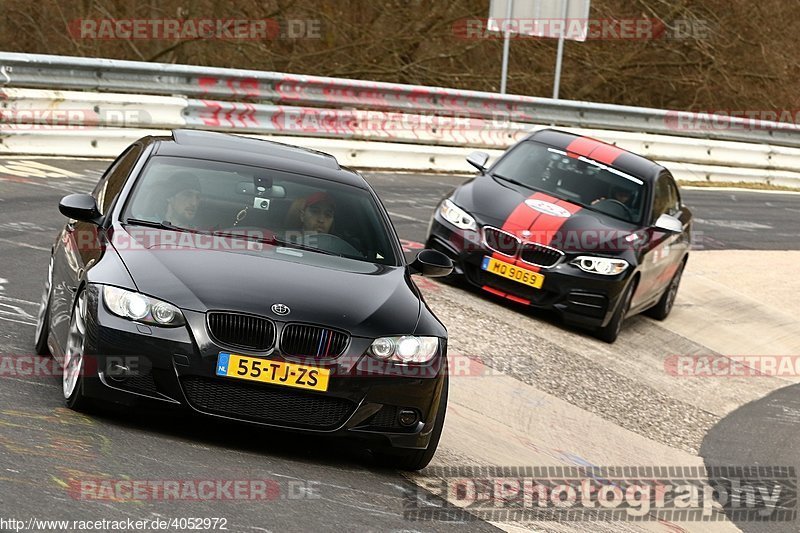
63,291 -> 87,399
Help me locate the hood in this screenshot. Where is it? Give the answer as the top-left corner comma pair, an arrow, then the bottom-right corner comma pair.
454,175 -> 640,254
109,226 -> 420,336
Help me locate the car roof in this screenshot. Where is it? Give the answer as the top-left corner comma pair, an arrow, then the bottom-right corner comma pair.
151,130 -> 368,188
526,129 -> 666,182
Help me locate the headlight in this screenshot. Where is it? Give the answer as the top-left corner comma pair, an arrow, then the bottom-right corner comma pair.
102,285 -> 185,326
440,199 -> 477,231
571,256 -> 629,276
369,336 -> 439,364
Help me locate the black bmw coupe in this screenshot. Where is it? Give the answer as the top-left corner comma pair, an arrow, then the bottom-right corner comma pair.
35,129 -> 453,470
426,129 -> 692,343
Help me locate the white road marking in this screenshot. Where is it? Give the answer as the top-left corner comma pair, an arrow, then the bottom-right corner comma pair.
693,218 -> 773,231
0,277 -> 5,292
0,376 -> 52,387
0,237 -> 50,251
388,211 -> 422,222
0,295 -> 38,306
0,222 -> 50,232
682,186 -> 800,195
0,301 -> 36,323
0,160 -> 80,178
0,316 -> 35,327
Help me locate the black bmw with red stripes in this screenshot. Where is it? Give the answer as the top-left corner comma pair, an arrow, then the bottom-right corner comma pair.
426,129 -> 692,342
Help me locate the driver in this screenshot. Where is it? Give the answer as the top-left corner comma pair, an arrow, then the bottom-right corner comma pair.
163,172 -> 201,227
300,192 -> 336,234
593,185 -> 633,207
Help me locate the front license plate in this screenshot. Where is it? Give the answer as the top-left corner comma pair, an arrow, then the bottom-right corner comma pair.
215,352 -> 330,392
481,256 -> 545,289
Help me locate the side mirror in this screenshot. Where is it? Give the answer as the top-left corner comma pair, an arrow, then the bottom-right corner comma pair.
466,151 -> 489,173
410,249 -> 454,278
59,194 -> 102,224
653,213 -> 682,234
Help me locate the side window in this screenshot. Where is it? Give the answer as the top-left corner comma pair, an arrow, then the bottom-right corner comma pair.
92,144 -> 143,215
665,177 -> 681,216
652,176 -> 671,223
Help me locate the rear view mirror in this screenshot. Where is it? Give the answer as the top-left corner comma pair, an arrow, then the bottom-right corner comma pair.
466,151 -> 489,173
237,181 -> 286,198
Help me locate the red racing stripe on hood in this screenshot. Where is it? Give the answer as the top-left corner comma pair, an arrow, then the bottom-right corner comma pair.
523,195 -> 583,272
566,136 -> 625,165
489,192 -> 543,262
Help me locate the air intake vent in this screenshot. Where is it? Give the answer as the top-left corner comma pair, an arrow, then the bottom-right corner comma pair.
483,227 -> 520,257
520,242 -> 564,268
207,312 -> 275,351
182,377 -> 355,429
281,324 -> 348,358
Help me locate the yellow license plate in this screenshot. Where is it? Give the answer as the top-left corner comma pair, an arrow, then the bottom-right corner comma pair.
215,352 -> 329,392
481,256 -> 545,289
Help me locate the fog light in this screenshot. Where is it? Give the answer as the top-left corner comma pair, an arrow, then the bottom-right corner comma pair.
398,409 -> 419,427
106,363 -> 131,382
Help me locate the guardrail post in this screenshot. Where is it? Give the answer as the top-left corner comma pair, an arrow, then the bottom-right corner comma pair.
0,66 -> 12,86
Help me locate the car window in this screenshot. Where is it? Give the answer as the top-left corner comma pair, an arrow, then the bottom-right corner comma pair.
93,144 -> 143,215
490,141 -> 646,224
120,156 -> 399,266
664,175 -> 681,216
652,174 -> 680,222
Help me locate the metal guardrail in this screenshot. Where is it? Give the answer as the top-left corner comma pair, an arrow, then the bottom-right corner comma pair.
2,52 -> 800,187
2,51 -> 800,148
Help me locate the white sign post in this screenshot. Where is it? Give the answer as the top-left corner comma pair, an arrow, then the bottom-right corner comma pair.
488,0 -> 591,98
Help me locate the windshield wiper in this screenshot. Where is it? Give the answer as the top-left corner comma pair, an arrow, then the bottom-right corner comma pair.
210,231 -> 341,257
274,238 -> 340,257
211,230 -> 278,244
490,173 -> 545,193
123,218 -> 195,233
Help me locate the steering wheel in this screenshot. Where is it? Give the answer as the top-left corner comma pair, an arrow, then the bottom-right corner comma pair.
302,233 -> 364,258
594,198 -> 633,220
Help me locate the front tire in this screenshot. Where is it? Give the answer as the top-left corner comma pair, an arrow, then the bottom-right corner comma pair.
595,279 -> 635,344
63,290 -> 93,412
373,375 -> 448,471
645,260 -> 686,321
34,256 -> 54,356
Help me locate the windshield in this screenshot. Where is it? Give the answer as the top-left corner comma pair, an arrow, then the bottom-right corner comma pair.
121,156 -> 399,265
491,141 -> 647,224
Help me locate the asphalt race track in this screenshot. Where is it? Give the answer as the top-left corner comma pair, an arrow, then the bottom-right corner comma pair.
1,157 -> 800,532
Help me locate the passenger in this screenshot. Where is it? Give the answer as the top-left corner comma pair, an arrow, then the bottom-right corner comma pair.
300,191 -> 336,234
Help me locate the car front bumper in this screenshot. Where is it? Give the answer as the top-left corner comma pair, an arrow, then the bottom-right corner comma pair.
427,216 -> 634,328
78,286 -> 446,451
